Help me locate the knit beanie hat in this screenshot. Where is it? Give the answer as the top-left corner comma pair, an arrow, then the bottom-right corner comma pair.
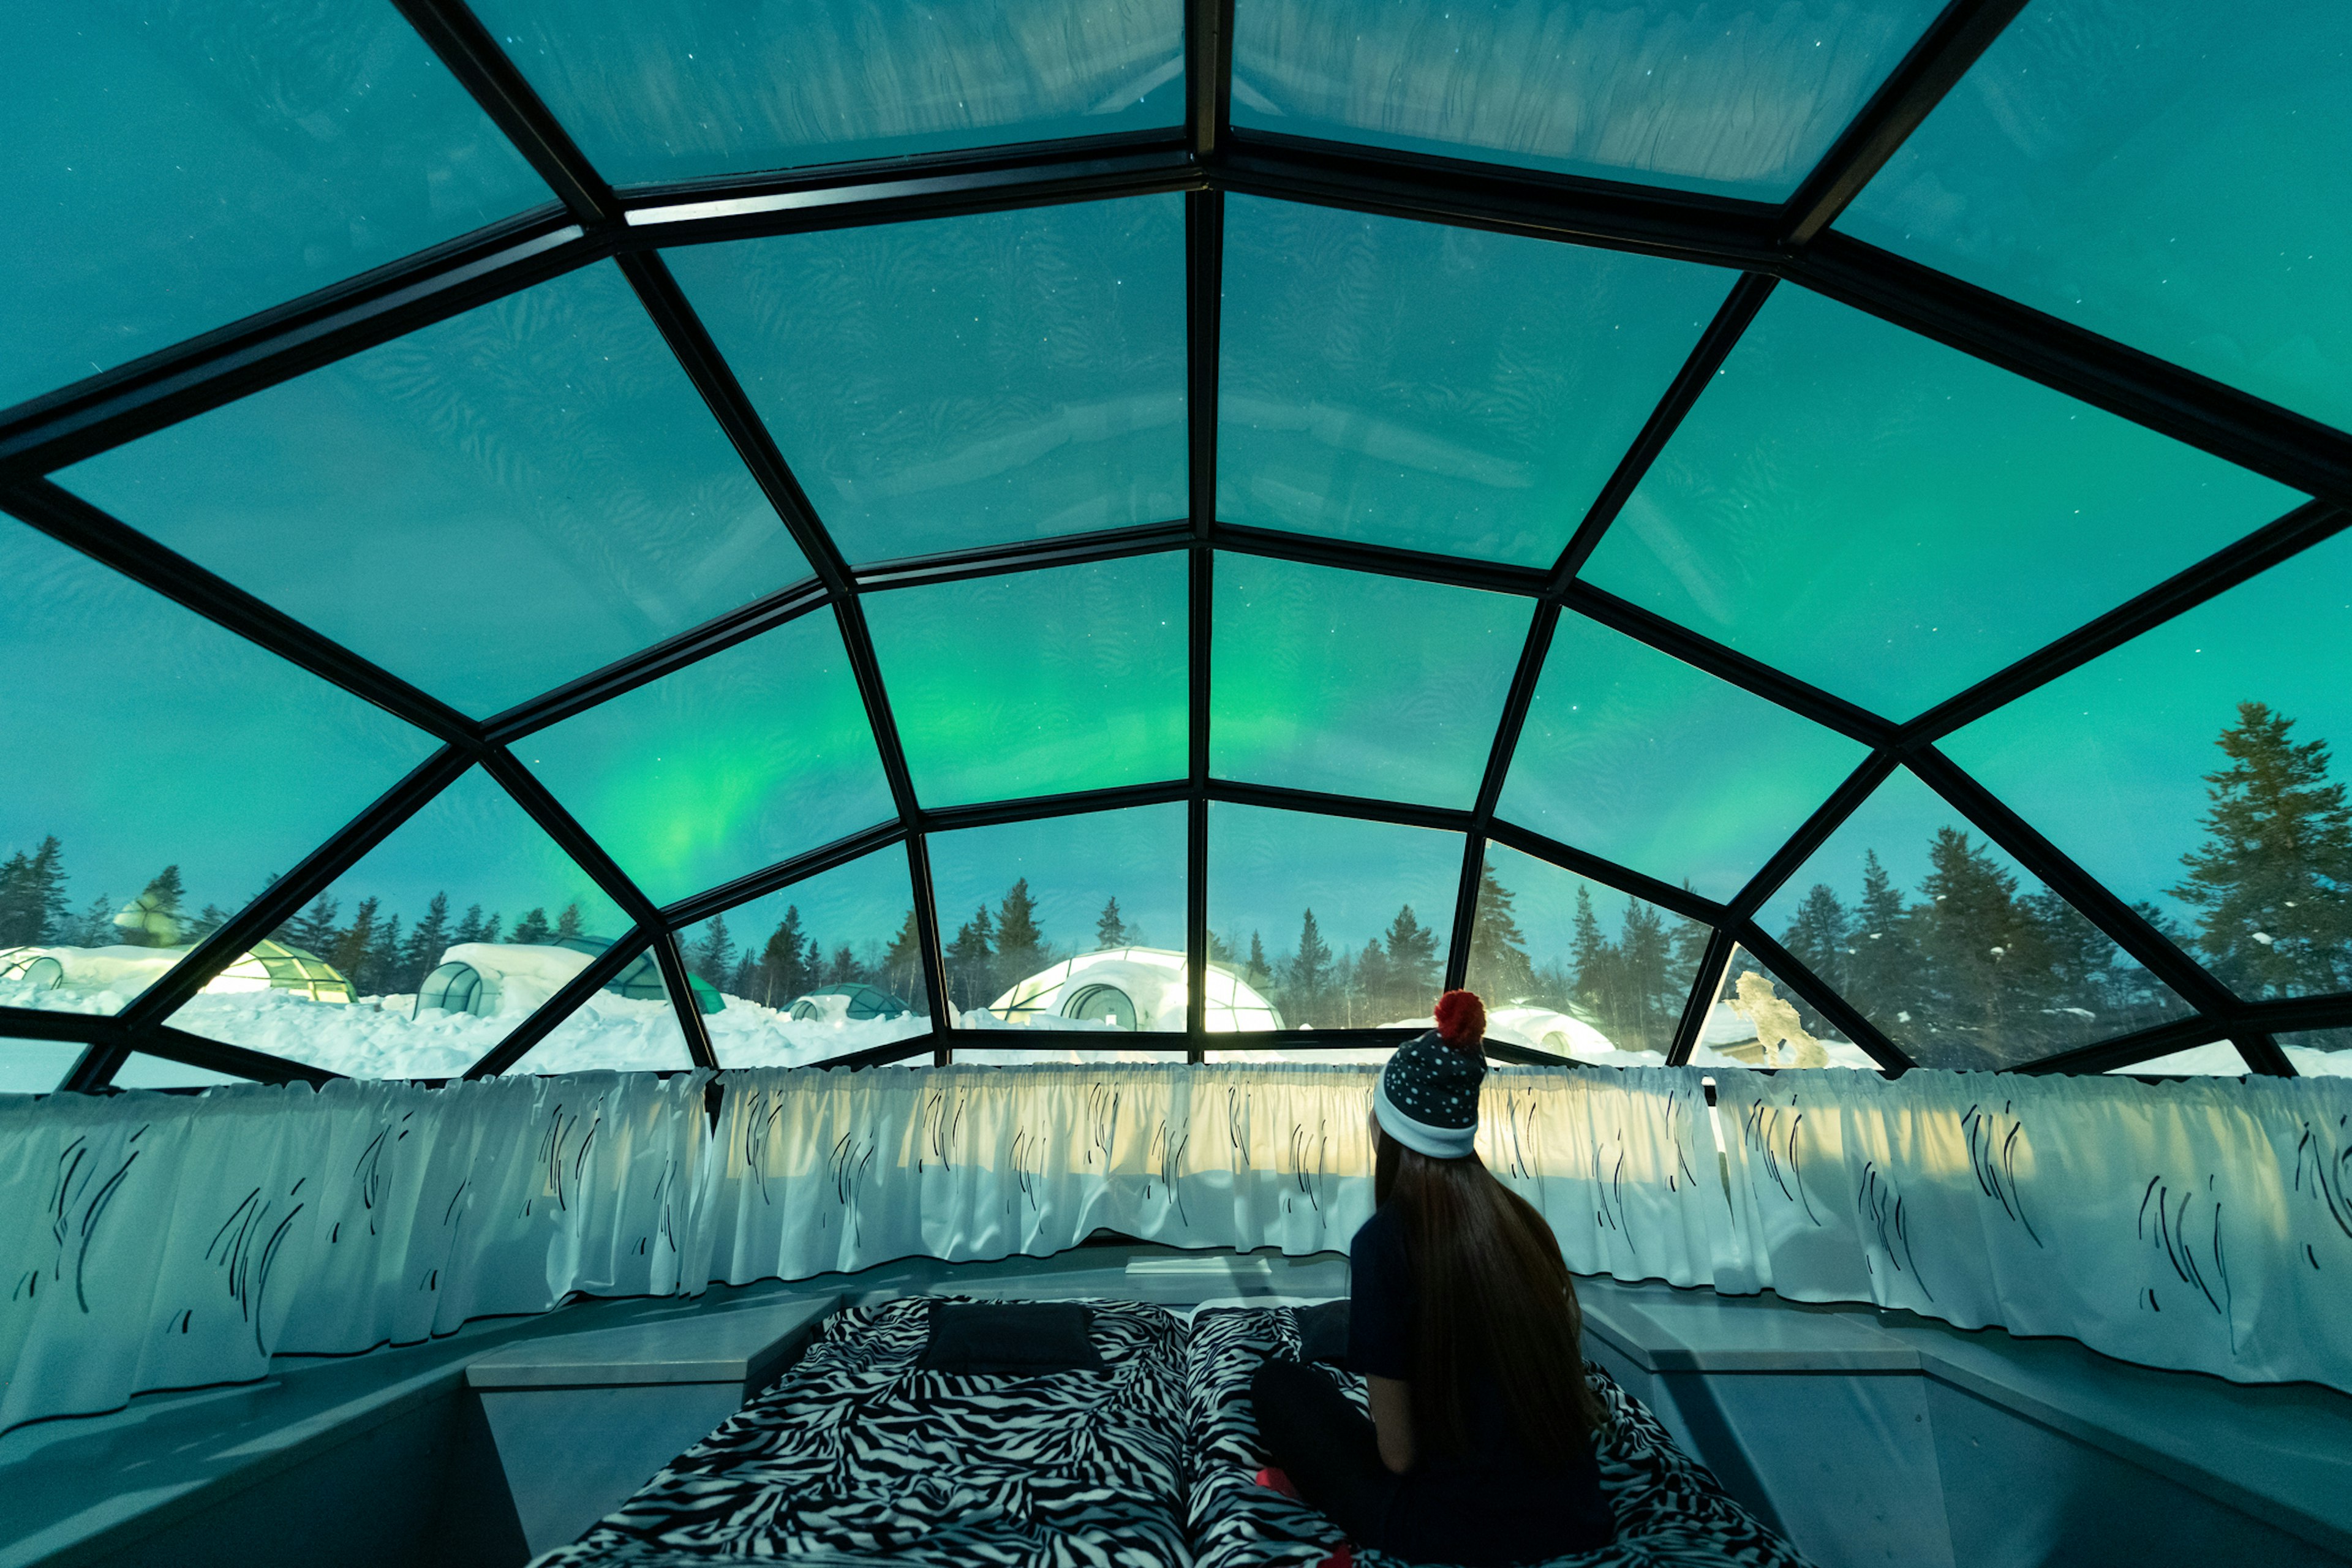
1373,990 -> 1488,1159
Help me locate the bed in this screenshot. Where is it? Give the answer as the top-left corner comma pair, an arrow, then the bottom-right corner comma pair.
1186,1306 -> 1816,1568
528,1296 -> 1193,1568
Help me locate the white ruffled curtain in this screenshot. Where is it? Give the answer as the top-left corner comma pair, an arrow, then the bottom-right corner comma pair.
4,1063 -> 2348,1434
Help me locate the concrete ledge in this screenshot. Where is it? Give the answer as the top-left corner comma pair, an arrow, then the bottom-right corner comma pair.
467,1296 -> 838,1394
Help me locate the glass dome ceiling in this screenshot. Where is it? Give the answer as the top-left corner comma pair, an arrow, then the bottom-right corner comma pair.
3,0 -> 2347,1091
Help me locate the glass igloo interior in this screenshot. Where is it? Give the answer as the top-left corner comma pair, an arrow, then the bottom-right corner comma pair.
4,3 -> 2350,1567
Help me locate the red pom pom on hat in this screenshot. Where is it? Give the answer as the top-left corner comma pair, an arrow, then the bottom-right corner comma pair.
1432,989 -> 1485,1051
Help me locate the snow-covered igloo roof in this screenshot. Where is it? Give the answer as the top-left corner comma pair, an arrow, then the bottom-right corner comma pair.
3,0 -> 2348,1091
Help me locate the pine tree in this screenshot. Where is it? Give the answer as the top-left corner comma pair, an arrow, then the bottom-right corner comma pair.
1286,908 -> 1333,1023
1780,884 -> 1852,997
1246,931 -> 1270,988
2171,702 -> 2352,997
1465,859 -> 1535,1002
758,907 -> 812,1005
401,893 -> 453,991
554,902 -> 584,941
1618,900 -> 1675,1052
946,905 -> 996,1012
1912,828 -> 2054,1065
452,903 -> 486,946
1384,905 -> 1439,1012
366,914 -> 404,997
1095,897 -> 1130,949
688,913 -> 737,987
511,907 -> 553,944
994,878 -> 1047,979
1207,929 -> 1234,963
479,911 -> 502,944
827,944 -> 861,985
883,908 -> 925,1005
190,903 -> 231,940
1354,936 -> 1392,1022
69,893 -> 115,948
0,836 -> 69,944
1844,850 -> 1914,1028
328,898 -> 380,987
288,893 -> 342,957
1569,884 -> 1612,1014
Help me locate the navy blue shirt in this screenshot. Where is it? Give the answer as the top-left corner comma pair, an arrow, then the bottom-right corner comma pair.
1347,1204 -> 1614,1561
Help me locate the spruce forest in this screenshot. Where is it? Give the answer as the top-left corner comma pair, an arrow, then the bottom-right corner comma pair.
3,705 -> 2346,1059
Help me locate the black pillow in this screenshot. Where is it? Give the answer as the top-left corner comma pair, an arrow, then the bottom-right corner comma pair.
918,1300 -> 1106,1375
1295,1299 -> 1350,1365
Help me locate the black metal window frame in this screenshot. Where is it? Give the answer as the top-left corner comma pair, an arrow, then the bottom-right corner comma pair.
5,0 -> 2345,1091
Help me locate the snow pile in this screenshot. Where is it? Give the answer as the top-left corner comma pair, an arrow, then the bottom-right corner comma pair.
703,995 -> 930,1069
169,989 -> 512,1080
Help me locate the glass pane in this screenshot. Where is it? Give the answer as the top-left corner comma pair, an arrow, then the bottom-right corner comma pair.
58,261 -> 812,717
522,611 -> 891,907
1838,0 -> 2352,437
1213,556 -> 1530,809
1693,946 -> 1877,1071
666,197 -> 1186,564
1757,766 -> 2190,1070
1,0 -> 543,410
0,514 -> 438,1019
1581,286 -> 2300,719
2107,1044 -> 2248,1078
2277,1030 -> 2352,1078
1216,196 -> 1730,565
687,848 -> 931,1068
114,1054 -> 247,1090
1231,0 -> 1945,200
864,554 -> 1187,807
1208,803 -> 1464,1031
1495,608 -> 1868,902
505,966 -> 693,1075
1943,529 -> 2352,1005
166,767 -> 627,1080
1466,843 -> 1710,1064
929,805 -> 1187,1030
470,0 -> 1184,187
0,1040 -> 83,1095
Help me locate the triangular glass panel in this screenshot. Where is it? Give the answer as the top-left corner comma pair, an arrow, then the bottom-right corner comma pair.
1216,197 -> 1731,565
1944,529 -> 2352,1006
1495,609 -> 1868,902
1213,555 -> 1531,809
1839,0 -> 2352,437
2276,1030 -> 2352,1076
1468,843 -> 1712,1063
165,767 -> 625,1080
1757,766 -> 2191,1069
113,1054 -> 250,1090
4,0 -> 543,409
0,514 -> 437,1021
684,845 -> 933,1069
502,949 -> 695,1076
1,1039 -> 85,1095
864,553 -> 1187,807
1692,946 -> 1878,1072
468,0 -> 1184,187
1581,286 -> 2298,719
1230,0 -> 1946,200
930,804 -> 1186,1032
58,262 -> 813,717
1208,802 -> 1464,1034
523,609 -> 893,908
2106,1044 -> 2248,1078
668,197 -> 1186,565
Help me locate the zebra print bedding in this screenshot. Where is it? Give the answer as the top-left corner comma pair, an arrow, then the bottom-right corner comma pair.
1185,1307 -> 1817,1568
528,1297 -> 1193,1568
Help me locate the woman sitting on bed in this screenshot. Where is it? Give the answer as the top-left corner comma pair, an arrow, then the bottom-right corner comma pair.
1252,989 -> 1615,1565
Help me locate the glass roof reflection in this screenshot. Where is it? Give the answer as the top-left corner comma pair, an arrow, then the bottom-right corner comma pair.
1231,0 -> 1947,200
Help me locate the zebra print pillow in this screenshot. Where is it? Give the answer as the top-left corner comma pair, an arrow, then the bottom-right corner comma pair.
529,1295 -> 1193,1568
1185,1306 -> 1818,1568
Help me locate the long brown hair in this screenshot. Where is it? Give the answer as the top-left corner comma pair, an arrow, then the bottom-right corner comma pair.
1374,1121 -> 1605,1464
